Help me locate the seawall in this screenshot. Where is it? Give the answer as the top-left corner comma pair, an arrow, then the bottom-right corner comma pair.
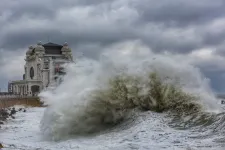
0,96 -> 43,108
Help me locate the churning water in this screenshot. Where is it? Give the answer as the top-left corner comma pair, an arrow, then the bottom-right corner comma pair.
39,41 -> 225,149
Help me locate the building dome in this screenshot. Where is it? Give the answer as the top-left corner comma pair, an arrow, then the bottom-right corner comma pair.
26,45 -> 33,55
61,42 -> 71,52
64,42 -> 68,46
29,45 -> 33,49
35,41 -> 45,52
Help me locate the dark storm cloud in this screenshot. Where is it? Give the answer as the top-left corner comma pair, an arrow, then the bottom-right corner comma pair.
133,0 -> 225,26
1,26 -> 135,51
0,0 -> 114,22
1,30 -> 63,50
1,0 -> 225,91
1,0 -> 225,54
0,1 -> 208,51
214,42 -> 225,56
202,31 -> 225,46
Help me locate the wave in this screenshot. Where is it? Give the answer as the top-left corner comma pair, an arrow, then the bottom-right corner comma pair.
39,40 -> 222,141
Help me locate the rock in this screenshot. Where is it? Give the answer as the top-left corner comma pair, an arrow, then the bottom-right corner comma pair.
0,107 -> 26,126
23,109 -> 26,112
0,109 -> 9,121
0,107 -> 17,123
10,108 -> 16,116
0,109 -> 8,116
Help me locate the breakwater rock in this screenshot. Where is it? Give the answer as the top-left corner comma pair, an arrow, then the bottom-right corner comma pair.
0,107 -> 26,128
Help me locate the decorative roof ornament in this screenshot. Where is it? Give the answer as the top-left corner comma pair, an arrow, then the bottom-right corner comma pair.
29,45 -> 33,49
35,41 -> 45,53
62,42 -> 71,52
63,42 -> 68,46
37,41 -> 42,45
26,45 -> 33,55
61,42 -> 73,60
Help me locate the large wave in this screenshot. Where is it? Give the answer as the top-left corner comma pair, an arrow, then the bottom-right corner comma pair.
39,40 -> 221,140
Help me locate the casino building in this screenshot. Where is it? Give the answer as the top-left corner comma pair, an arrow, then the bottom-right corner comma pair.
7,41 -> 74,96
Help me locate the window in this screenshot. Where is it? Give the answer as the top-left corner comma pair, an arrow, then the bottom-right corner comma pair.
44,62 -> 49,69
30,67 -> 34,79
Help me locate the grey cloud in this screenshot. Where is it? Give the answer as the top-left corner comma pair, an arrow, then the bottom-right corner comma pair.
0,0 -> 114,22
1,0 -> 225,54
133,0 -> 225,26
201,70 -> 225,93
202,31 -> 225,46
1,0 -> 225,91
1,30 -> 62,50
214,42 -> 225,56
0,49 -> 25,89
1,27 -> 134,52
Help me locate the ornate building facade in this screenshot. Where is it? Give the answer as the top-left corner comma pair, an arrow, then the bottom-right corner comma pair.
8,41 -> 74,96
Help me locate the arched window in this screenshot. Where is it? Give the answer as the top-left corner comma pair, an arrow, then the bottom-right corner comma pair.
30,67 -> 34,79
25,67 -> 27,79
14,86 -> 17,94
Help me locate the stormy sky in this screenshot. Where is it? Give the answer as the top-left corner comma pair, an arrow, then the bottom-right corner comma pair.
1,0 -> 225,93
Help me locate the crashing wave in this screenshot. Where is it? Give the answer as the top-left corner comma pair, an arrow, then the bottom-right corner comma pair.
39,41 -> 221,140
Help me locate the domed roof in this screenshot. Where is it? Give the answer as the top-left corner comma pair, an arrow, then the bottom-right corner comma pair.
26,45 -> 34,55
35,41 -> 45,52
29,45 -> 33,49
61,42 -> 71,52
63,42 -> 68,46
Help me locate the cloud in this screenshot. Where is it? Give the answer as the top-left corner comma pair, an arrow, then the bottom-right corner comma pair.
134,0 -> 225,26
0,49 -> 25,90
1,0 -> 225,92
0,49 -> 25,78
